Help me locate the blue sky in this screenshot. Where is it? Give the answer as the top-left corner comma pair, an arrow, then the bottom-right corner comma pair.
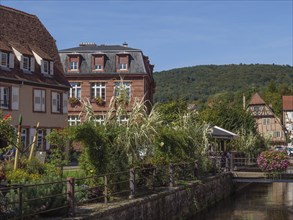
1,0 -> 292,71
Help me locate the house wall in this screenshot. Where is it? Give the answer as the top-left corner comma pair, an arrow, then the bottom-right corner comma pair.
2,83 -> 67,128
68,76 -> 146,116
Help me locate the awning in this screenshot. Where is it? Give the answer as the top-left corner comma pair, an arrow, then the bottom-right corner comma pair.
210,126 -> 237,140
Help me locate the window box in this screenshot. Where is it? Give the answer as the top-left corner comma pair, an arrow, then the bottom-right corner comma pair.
68,97 -> 80,107
94,97 -> 105,106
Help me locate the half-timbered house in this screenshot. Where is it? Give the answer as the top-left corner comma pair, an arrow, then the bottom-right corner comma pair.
247,93 -> 286,145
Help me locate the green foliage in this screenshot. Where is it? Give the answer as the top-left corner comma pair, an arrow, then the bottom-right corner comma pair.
0,111 -> 16,151
154,64 -> 293,107
156,100 -> 188,124
200,102 -> 257,134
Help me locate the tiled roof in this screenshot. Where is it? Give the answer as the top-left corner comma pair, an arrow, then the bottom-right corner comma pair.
0,5 -> 70,88
29,45 -> 52,60
283,96 -> 293,110
0,40 -> 12,52
249,93 -> 266,105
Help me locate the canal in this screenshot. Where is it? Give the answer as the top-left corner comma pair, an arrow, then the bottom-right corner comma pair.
190,182 -> 293,220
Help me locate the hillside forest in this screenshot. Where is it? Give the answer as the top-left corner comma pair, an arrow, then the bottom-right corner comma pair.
153,64 -> 293,117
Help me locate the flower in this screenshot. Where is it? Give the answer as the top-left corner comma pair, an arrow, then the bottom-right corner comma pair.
68,97 -> 80,106
257,150 -> 289,173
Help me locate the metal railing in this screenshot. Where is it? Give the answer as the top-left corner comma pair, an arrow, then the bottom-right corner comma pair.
1,161 -> 203,219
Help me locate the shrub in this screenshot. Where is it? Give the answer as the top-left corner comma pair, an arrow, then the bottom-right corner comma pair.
257,150 -> 289,173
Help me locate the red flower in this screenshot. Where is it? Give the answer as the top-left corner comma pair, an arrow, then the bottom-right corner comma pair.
3,114 -> 11,120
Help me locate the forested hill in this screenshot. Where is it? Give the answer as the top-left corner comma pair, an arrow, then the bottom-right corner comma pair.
153,64 -> 293,103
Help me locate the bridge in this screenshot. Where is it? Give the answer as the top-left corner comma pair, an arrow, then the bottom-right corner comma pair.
211,156 -> 293,183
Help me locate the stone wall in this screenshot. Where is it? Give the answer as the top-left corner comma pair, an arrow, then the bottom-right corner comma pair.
73,173 -> 234,220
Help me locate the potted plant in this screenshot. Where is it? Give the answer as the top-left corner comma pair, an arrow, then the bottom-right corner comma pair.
94,97 -> 105,106
68,97 -> 80,107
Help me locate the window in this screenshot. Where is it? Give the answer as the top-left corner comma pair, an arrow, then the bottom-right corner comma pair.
114,82 -> 131,101
33,89 -> 45,112
68,115 -> 81,126
253,106 -> 260,112
117,115 -> 129,123
0,86 -> 10,109
43,60 -> 49,73
273,131 -> 281,138
262,118 -> 270,125
68,56 -> 80,71
70,82 -> 81,99
21,128 -> 27,148
36,129 -> 46,150
23,56 -> 29,70
93,55 -> 104,71
0,52 -> 8,67
70,61 -> 78,70
117,54 -> 129,71
91,82 -> 106,100
94,115 -> 105,125
52,91 -> 62,113
119,63 -> 127,70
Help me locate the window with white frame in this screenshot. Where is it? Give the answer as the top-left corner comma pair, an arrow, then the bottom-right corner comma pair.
37,129 -> 46,150
0,52 -> 8,67
70,61 -> 78,70
33,89 -> 45,112
117,115 -> 129,123
0,86 -> 10,109
69,82 -> 81,99
43,60 -> 49,73
23,56 -> 30,70
52,91 -> 62,113
91,82 -> 106,100
119,63 -> 127,70
68,115 -> 81,126
21,128 -> 27,148
114,82 -> 131,101
94,115 -> 105,125
262,118 -> 270,125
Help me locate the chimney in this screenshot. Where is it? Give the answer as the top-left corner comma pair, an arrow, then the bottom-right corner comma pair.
122,42 -> 128,47
79,42 -> 96,46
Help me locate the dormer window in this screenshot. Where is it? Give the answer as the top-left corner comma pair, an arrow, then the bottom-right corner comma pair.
92,54 -> 104,72
68,55 -> 80,72
0,51 -> 14,69
70,61 -> 78,70
20,55 -> 34,72
116,54 -> 129,72
31,49 -> 54,75
1,52 -> 8,66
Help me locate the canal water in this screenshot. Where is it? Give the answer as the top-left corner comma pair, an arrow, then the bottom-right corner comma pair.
190,183 -> 293,220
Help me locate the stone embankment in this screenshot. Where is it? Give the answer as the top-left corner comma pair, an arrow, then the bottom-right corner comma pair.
66,173 -> 234,220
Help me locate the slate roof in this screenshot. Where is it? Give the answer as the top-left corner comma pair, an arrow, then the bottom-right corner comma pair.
0,5 -> 70,88
248,93 -> 266,105
59,43 -> 153,75
283,96 -> 293,111
59,44 -> 140,53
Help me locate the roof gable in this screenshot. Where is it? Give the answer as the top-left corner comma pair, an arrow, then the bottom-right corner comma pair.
249,93 -> 266,105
